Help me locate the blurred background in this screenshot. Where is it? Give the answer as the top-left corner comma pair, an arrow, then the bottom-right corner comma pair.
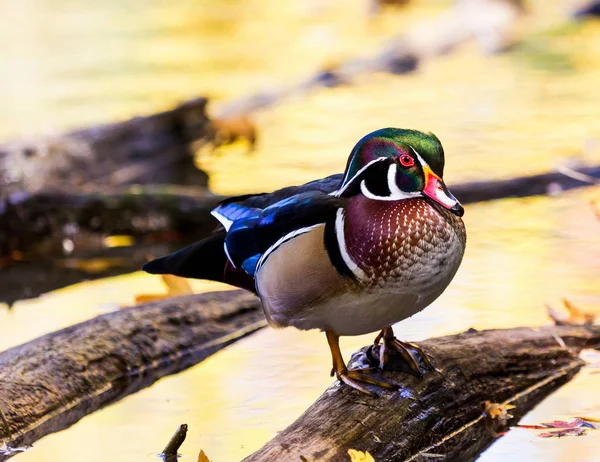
0,0 -> 599,461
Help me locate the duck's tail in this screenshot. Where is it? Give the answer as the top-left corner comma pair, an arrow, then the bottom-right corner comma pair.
142,232 -> 256,293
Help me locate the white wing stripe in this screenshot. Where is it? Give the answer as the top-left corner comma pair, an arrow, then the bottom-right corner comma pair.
211,209 -> 234,231
255,224 -> 323,273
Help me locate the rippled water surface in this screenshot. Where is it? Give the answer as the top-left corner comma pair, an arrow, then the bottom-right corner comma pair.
1,0 -> 599,461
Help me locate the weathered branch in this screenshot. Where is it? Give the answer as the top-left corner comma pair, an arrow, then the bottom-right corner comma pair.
0,290 -> 264,457
0,98 -> 211,197
452,165 -> 600,204
0,186 -> 224,305
0,186 -> 223,258
245,325 -> 600,462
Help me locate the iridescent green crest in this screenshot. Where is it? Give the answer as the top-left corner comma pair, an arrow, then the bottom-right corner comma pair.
340,128 -> 445,189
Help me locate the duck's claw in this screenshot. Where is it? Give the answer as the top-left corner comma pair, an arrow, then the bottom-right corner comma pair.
327,330 -> 398,396
376,327 -> 435,377
335,368 -> 399,396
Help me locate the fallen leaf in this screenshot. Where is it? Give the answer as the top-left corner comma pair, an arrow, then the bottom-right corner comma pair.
539,428 -> 587,438
546,298 -> 596,326
348,449 -> 376,462
518,418 -> 596,430
483,401 -> 516,424
198,449 -> 211,462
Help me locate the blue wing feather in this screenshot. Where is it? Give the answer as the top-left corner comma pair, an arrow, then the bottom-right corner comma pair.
224,191 -> 345,276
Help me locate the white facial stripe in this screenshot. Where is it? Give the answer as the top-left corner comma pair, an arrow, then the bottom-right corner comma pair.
359,165 -> 420,201
335,209 -> 367,280
331,158 -> 387,197
410,146 -> 428,169
256,224 -> 323,273
387,163 -> 404,197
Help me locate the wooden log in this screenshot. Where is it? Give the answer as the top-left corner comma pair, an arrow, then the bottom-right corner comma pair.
452,165 -> 600,204
0,186 -> 225,305
0,98 -> 211,197
0,290 -> 264,453
0,186 -> 223,258
0,244 -> 172,307
245,325 -> 600,462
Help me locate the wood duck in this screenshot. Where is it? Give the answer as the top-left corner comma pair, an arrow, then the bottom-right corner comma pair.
144,128 -> 466,395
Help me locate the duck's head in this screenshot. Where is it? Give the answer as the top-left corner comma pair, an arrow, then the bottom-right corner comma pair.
336,128 -> 464,217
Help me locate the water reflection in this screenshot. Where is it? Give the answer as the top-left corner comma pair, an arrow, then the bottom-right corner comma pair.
0,0 -> 431,139
1,0 -> 599,460
8,187 -> 600,462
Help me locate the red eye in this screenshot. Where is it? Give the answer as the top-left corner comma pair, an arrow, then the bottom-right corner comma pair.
399,154 -> 414,167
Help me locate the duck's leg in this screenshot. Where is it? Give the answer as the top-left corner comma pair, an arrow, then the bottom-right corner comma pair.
374,326 -> 434,376
326,330 -> 397,396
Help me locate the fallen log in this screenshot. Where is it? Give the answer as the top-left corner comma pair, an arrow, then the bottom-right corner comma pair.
0,244 -> 175,307
245,325 -> 600,462
0,186 -> 224,305
0,98 -> 211,197
0,290 -> 264,456
452,165 -> 600,204
0,186 -> 223,259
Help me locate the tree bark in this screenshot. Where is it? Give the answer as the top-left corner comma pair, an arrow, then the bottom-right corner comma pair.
0,186 -> 223,258
0,98 -> 211,197
0,186 -> 225,305
245,325 -> 600,462
451,166 -> 600,204
0,290 -> 264,454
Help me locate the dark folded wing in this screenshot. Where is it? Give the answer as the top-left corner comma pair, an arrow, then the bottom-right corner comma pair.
224,191 -> 345,276
219,173 -> 343,210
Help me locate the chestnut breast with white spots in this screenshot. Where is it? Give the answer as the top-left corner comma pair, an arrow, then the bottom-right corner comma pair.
343,197 -> 466,300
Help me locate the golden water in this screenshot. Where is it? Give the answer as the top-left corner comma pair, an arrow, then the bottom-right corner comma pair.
1,0 -> 599,461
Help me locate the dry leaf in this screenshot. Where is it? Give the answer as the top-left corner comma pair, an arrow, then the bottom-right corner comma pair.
198,449 -> 211,462
539,428 -> 587,438
546,298 -> 596,326
348,449 -> 376,462
519,418 -> 592,439
483,401 -> 516,424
